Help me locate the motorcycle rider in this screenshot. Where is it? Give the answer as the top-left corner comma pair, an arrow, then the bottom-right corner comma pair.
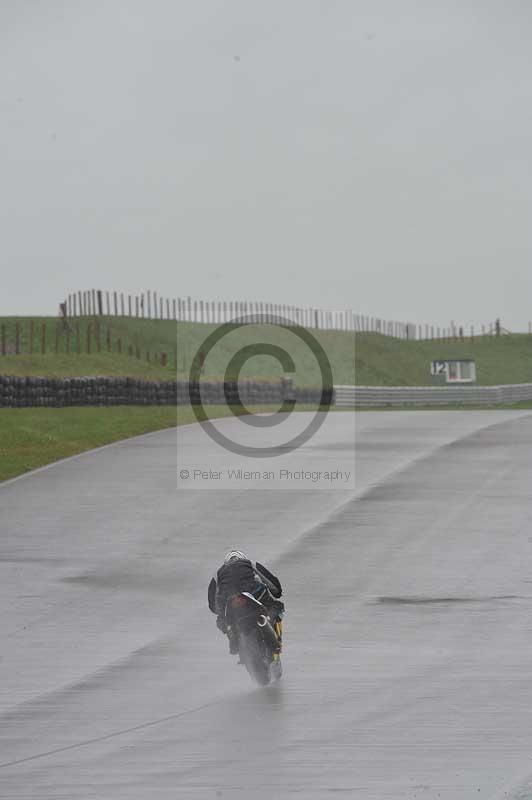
208,550 -> 284,655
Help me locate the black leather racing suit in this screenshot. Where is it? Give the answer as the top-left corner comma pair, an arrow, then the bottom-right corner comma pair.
207,559 -> 284,644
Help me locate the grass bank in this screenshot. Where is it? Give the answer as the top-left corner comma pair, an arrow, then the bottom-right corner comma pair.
0,316 -> 354,385
1,316 -> 531,386
355,332 -> 532,385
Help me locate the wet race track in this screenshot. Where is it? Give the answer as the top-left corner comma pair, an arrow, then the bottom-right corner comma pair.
2,410 -> 532,799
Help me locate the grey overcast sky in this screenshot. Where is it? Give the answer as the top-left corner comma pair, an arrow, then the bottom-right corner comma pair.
1,1 -> 531,329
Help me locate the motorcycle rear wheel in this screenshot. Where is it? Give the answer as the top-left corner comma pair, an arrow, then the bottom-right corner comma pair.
270,656 -> 283,682
239,631 -> 271,686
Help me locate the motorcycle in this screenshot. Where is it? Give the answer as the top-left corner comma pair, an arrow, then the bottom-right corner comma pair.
225,592 -> 283,686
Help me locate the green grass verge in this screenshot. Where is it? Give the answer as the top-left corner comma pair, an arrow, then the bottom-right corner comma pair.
0,405 -> 274,482
0,403 -> 329,482
0,406 -> 175,481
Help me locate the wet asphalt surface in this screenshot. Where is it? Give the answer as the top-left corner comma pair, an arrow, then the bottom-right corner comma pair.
2,410 -> 532,799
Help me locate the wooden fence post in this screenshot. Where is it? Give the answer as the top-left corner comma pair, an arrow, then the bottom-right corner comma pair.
97,290 -> 103,315
106,326 -> 111,352
114,292 -> 118,316
106,291 -> 110,315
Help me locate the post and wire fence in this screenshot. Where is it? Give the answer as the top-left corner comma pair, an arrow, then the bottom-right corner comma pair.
0,318 -> 176,368
0,293 -> 525,366
64,289 -> 408,334
61,289 -> 521,341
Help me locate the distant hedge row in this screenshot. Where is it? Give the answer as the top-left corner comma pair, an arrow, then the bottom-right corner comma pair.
0,376 -> 331,408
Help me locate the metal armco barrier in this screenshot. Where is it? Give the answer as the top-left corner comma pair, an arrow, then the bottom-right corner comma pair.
334,384 -> 532,407
0,376 -> 328,408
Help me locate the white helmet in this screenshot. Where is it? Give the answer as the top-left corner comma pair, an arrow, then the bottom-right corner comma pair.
224,550 -> 248,564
